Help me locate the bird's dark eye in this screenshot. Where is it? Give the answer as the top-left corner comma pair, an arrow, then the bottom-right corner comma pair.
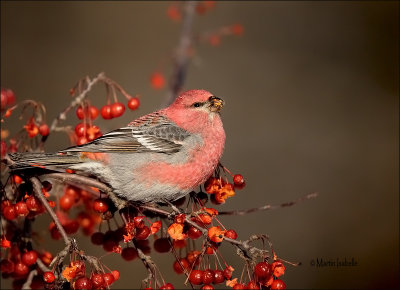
193,102 -> 202,108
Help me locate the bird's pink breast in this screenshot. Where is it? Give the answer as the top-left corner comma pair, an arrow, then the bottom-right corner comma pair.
136,118 -> 225,190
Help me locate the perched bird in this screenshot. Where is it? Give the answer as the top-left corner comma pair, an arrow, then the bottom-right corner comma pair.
9,90 -> 226,202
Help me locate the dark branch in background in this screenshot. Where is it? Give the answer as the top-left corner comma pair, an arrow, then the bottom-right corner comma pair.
218,192 -> 319,216
165,1 -> 197,106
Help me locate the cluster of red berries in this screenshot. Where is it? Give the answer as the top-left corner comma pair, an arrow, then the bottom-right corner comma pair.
166,1 -> 216,22
0,242 -> 54,290
204,173 -> 244,204
0,88 -> 15,110
98,96 -> 140,120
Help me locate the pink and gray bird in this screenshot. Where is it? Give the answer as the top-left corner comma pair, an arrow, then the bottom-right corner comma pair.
9,90 -> 226,202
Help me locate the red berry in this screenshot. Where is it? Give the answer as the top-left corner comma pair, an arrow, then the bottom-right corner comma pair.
59,194 -> 74,211
1,140 -> 7,158
111,270 -> 120,281
110,102 -> 125,118
91,273 -> 104,289
128,97 -> 140,110
225,229 -> 237,240
233,284 -> 247,289
22,250 -> 38,266
202,269 -> 214,285
89,106 -> 99,120
76,106 -> 85,119
15,201 -> 29,217
154,237 -> 171,253
247,280 -> 260,289
92,198 -> 109,213
233,174 -> 244,186
14,262 -> 29,276
75,123 -> 88,137
64,220 -> 79,234
102,273 -> 114,286
100,105 -> 113,119
232,24 -> 244,36
91,232 -> 104,245
3,205 -> 16,220
254,262 -> 272,280
121,247 -> 138,261
201,285 -> 214,290
189,270 -> 203,285
43,271 -> 55,283
4,89 -> 16,106
136,226 -> 151,240
270,279 -> 286,290
150,72 -> 165,90
223,266 -> 233,280
172,258 -> 190,274
39,124 -> 49,136
1,89 -> 7,109
0,259 -> 15,273
160,283 -> 174,289
213,270 -> 225,284
187,226 -> 202,240
26,196 -> 43,212
75,277 -> 93,289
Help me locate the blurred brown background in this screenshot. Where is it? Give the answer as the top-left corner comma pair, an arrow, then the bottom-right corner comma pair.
1,1 -> 399,289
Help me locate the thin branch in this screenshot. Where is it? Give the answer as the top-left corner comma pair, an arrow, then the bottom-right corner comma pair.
22,269 -> 37,290
50,72 -> 105,132
218,192 -> 319,216
30,177 -> 70,245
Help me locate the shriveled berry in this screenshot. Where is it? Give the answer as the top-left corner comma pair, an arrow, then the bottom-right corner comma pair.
75,277 -> 93,289
136,226 -> 151,240
22,250 -> 38,266
270,279 -> 286,290
225,229 -> 237,240
43,271 -> 55,283
128,97 -> 140,110
110,102 -> 125,118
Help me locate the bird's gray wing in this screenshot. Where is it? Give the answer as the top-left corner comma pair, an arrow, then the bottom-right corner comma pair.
61,113 -> 191,154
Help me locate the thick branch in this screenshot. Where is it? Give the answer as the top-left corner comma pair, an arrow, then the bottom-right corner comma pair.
165,1 -> 197,106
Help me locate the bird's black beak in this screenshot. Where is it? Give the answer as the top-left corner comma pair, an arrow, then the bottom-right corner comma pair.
208,96 -> 225,112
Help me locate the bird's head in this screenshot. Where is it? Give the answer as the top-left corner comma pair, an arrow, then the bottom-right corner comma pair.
166,89 -> 225,132
171,89 -> 224,113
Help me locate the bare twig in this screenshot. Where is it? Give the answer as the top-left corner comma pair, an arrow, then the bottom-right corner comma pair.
22,269 -> 37,290
218,192 -> 319,216
50,72 -> 105,132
